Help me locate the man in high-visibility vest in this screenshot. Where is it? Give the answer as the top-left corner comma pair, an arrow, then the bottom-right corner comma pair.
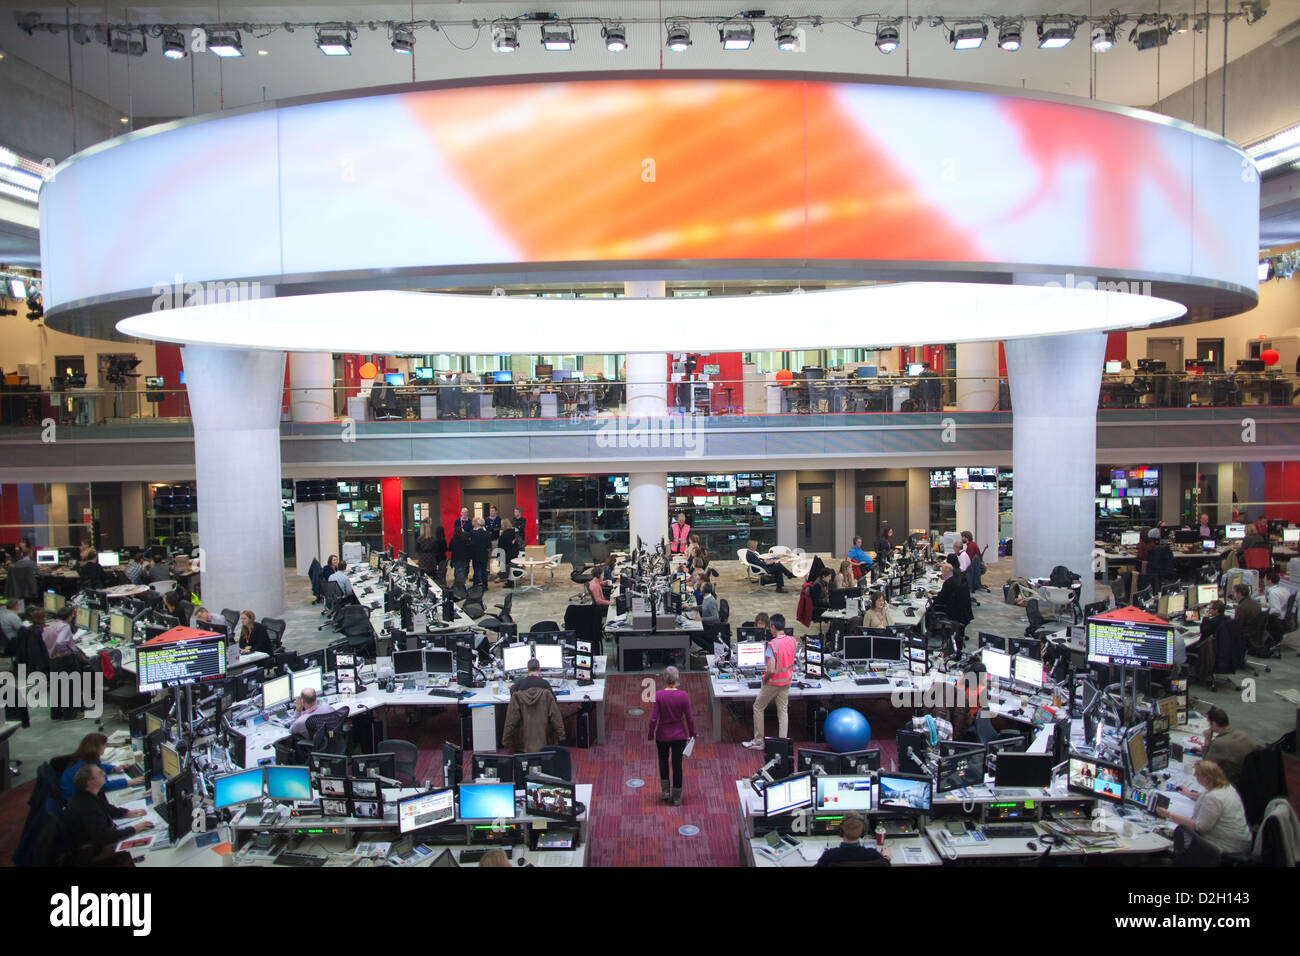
743,613 -> 796,749
669,513 -> 691,554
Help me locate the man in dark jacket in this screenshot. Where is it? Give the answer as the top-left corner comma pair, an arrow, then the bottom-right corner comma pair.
469,518 -> 493,590
932,564 -> 974,627
815,813 -> 890,866
503,661 -> 565,752
63,765 -> 152,863
4,544 -> 38,609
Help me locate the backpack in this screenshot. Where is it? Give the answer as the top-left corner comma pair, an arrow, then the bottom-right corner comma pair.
1049,565 -> 1077,588
718,598 -> 730,624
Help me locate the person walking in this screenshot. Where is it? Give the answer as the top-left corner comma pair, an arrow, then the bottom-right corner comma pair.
647,665 -> 696,806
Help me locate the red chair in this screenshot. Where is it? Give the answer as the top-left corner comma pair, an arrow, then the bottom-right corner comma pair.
1243,547 -> 1271,572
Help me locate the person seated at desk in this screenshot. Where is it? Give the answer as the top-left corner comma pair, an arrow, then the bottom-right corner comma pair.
3,542 -> 37,609
193,607 -> 226,632
931,564 -> 973,630
1241,526 -> 1266,550
588,571 -> 611,608
63,765 -> 152,865
1198,513 -> 1213,538
815,812 -> 890,866
289,688 -> 336,738
1263,569 -> 1290,644
598,554 -> 617,583
147,555 -> 173,583
847,536 -> 874,579
1156,759 -> 1252,856
122,552 -> 148,585
743,539 -> 794,593
1231,583 -> 1261,631
78,550 -> 108,590
833,560 -> 856,591
503,659 -> 566,752
1196,707 -> 1258,785
862,591 -> 894,629
1146,530 -> 1175,580
44,604 -> 86,677
809,567 -> 834,621
161,589 -> 193,626
237,610 -> 273,656
328,561 -> 360,605
0,598 -> 22,650
60,732 -> 146,800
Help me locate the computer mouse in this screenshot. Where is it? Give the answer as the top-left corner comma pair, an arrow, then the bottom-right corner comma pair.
1026,841 -> 1037,852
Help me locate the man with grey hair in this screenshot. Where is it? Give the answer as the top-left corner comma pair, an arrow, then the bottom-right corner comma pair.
63,764 -> 152,863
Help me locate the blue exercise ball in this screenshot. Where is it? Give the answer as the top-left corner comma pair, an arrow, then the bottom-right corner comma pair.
823,707 -> 871,754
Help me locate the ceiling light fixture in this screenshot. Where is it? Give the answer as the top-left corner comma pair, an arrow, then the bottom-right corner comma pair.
1131,22 -> 1170,50
315,23 -> 353,56
1246,123 -> 1300,173
602,23 -> 627,52
774,18 -> 801,51
1036,17 -> 1076,49
949,21 -> 987,51
997,20 -> 1022,51
162,26 -> 186,59
107,26 -> 146,56
207,29 -> 243,57
391,24 -> 414,54
540,21 -> 575,51
719,19 -> 755,51
492,23 -> 518,53
666,20 -> 691,52
1091,24 -> 1116,51
875,22 -> 899,53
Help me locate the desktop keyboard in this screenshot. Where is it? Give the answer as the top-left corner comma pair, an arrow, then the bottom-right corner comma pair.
459,846 -> 513,864
274,852 -> 327,867
124,764 -> 145,778
980,823 -> 1038,839
854,676 -> 889,687
427,688 -> 463,699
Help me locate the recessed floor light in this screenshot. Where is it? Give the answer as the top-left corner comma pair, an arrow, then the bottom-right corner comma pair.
257,49 -> 268,55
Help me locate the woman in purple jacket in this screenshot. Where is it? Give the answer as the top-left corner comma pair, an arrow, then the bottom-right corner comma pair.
648,666 -> 696,806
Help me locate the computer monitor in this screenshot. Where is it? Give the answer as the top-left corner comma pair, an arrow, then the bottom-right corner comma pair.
109,612 -> 131,639
458,782 -> 517,820
43,591 -> 64,613
993,753 -> 1055,788
214,768 -> 264,809
510,751 -> 563,784
936,751 -> 986,793
876,772 -> 933,812
735,641 -> 766,669
1067,754 -> 1124,802
856,365 -> 878,379
1195,583 -> 1219,607
979,632 -> 1007,653
907,363 -> 925,376
1225,523 -> 1246,540
813,775 -> 875,814
763,772 -> 813,817
384,372 -> 406,386
1012,655 -> 1044,688
533,643 -> 564,672
501,642 -> 532,674
74,606 -> 93,631
796,749 -> 842,777
265,765 -> 312,802
1125,727 -> 1150,778
290,666 -> 322,697
828,586 -> 861,611
1120,531 -> 1140,546
159,741 -> 182,780
98,551 -> 121,568
1173,529 -> 1199,545
1159,590 -> 1186,618
309,753 -> 349,779
841,635 -> 872,662
1105,360 -> 1122,374
350,753 -> 397,781
1087,618 -> 1174,669
1284,527 -> 1300,544
397,789 -> 455,833
839,749 -> 882,774
981,647 -> 1011,681
1202,539 -> 1216,550
535,363 -> 553,380
393,649 -> 425,676
871,636 -> 903,662
423,649 -> 454,675
492,370 -> 513,384
261,673 -> 292,709
35,549 -> 58,566
524,776 -> 578,820
471,752 -> 515,783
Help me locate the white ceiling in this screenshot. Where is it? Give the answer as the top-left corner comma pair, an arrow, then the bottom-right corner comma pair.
1,1 -> 1297,124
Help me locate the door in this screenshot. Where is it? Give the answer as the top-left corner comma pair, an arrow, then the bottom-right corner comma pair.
856,483 -> 908,545
1146,337 -> 1183,370
798,483 -> 834,554
403,492 -> 438,557
1196,338 -> 1225,373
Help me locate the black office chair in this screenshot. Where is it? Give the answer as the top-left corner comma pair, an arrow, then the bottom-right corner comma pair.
219,608 -> 240,632
1024,599 -> 1049,639
295,707 -> 351,763
532,620 -> 560,632
540,745 -> 572,781
1236,746 -> 1288,828
822,858 -> 892,867
338,606 -> 376,658
1172,825 -> 1229,866
377,739 -> 419,786
260,618 -> 286,654
319,581 -> 344,631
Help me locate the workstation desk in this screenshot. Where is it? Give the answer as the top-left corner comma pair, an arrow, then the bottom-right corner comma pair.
604,588 -> 705,672
112,782 -> 593,868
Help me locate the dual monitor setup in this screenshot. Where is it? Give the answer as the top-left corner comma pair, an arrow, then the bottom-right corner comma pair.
395,775 -> 581,838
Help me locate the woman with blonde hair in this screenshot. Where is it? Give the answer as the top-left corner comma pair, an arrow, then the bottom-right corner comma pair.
1156,759 -> 1252,855
647,665 -> 696,806
862,591 -> 893,629
834,559 -> 855,591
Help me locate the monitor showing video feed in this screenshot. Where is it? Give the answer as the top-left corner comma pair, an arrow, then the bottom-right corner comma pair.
813,775 -> 875,813
524,777 -> 578,820
1068,754 -> 1124,802
877,773 -> 932,812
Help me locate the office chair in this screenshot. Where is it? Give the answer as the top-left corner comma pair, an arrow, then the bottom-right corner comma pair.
1024,599 -> 1049,639
377,740 -> 419,786
338,606 -> 376,657
540,745 -> 573,781
260,618 -> 286,654
1243,548 -> 1271,572
1236,746 -> 1288,828
319,581 -> 344,630
296,707 -> 351,763
219,608 -> 240,632
531,620 -> 560,632
96,650 -> 146,730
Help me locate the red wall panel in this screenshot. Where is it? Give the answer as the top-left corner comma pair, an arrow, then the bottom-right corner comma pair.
514,475 -> 538,546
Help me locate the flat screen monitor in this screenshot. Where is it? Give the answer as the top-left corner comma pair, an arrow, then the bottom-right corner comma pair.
535,364 -> 553,380
159,742 -> 182,780
310,753 -> 349,778
502,642 -> 532,674
1284,528 -> 1300,543
458,782 -> 517,821
109,612 -> 131,639
735,641 -> 766,669
1202,539 -> 1216,550
877,772 -> 933,812
290,666 -> 322,697
492,370 -> 513,384
796,749 -> 842,777
1013,655 -> 1044,688
1126,727 -> 1149,777
979,632 -> 1007,653
423,649 -> 454,675
74,606 -> 94,631
871,636 -> 903,662
1225,524 -> 1246,540
1159,590 -> 1185,618
1120,531 -> 1140,546
261,673 -> 292,709
136,633 -> 226,692
397,789 -> 455,833
1196,584 -> 1219,607
937,751 -> 986,793
839,749 -> 882,774
413,367 -> 435,380
981,647 -> 1011,681
471,752 -> 514,783
993,753 -> 1055,788
350,753 -> 397,781
214,768 -> 264,808
533,643 -> 564,671
384,372 -> 406,386
265,765 -> 312,801
1067,754 -> 1124,802
512,751 -> 563,783
524,777 -> 577,820
841,635 -> 871,662
813,775 -> 876,813
98,551 -> 121,568
763,772 -> 813,817
907,363 -> 925,376
35,549 -> 58,566
43,591 -> 64,613
856,365 -> 878,379
1104,360 -> 1122,374
1087,618 -> 1174,669
393,649 -> 425,676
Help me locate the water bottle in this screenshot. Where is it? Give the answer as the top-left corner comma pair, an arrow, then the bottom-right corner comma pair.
875,822 -> 886,850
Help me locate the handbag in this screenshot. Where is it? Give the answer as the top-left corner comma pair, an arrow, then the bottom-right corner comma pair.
682,736 -> 696,758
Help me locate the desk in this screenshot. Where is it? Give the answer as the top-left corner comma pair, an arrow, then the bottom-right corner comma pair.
604,590 -> 705,671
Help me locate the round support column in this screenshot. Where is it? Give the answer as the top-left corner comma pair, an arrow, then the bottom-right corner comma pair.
1005,332 -> 1106,605
183,345 -> 287,616
624,281 -> 668,419
629,472 -> 669,552
290,352 -> 335,423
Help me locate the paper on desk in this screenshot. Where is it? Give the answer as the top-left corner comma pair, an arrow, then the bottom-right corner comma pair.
719,683 -> 741,693
353,841 -> 392,858
116,834 -> 156,852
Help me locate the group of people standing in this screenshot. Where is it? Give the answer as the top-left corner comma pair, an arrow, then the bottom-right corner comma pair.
413,505 -> 528,591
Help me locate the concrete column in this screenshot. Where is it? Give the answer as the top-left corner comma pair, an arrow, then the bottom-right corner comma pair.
1216,462 -> 1235,525
120,482 -> 147,548
290,352 -> 335,422
623,282 -> 668,420
776,471 -> 798,549
183,345 -> 287,616
1006,332 -> 1107,605
1161,467 -> 1182,526
294,500 -> 340,577
1248,462 -> 1267,523
907,468 -> 930,536
956,489 -> 1000,564
49,484 -> 70,547
628,471 -> 668,551
956,341 -> 1001,412
834,470 -> 855,556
